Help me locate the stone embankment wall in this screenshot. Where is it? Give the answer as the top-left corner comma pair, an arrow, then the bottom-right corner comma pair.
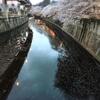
0,16 -> 28,33
63,18 -> 100,61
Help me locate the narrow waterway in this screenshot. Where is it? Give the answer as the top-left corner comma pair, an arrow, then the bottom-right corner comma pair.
7,24 -> 65,100
5,21 -> 100,100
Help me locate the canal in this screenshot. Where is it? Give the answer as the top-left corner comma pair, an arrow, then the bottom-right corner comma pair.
2,20 -> 100,100
7,23 -> 66,100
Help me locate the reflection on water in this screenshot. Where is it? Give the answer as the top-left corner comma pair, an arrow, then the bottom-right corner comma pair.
7,24 -> 65,100
38,20 -> 100,100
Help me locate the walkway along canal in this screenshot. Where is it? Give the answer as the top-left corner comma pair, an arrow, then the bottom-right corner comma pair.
1,20 -> 100,100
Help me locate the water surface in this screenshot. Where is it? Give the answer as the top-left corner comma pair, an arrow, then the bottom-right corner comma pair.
7,24 -> 65,100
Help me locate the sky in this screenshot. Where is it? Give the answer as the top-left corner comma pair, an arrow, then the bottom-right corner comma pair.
0,0 -> 2,4
0,0 -> 58,5
0,0 -> 44,5
30,0 -> 44,5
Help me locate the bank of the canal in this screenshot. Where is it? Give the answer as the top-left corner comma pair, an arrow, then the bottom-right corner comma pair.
0,23 -> 33,100
0,23 -> 28,76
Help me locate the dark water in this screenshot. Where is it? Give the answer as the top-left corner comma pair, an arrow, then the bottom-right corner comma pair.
7,24 -> 65,100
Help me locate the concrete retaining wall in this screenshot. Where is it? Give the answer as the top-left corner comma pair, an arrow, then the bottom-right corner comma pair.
63,18 -> 100,61
0,16 -> 28,33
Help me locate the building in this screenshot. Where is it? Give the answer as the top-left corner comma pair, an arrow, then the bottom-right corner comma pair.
0,0 -> 31,16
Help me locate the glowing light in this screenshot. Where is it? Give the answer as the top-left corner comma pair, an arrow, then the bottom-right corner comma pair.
15,81 -> 20,86
30,48 -> 32,51
26,32 -> 28,37
25,59 -> 28,63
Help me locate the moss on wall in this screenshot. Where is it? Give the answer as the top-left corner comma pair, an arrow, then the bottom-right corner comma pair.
63,18 -> 100,61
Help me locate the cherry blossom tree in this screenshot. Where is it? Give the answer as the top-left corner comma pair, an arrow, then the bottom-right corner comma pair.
41,0 -> 89,23
31,0 -> 93,25
30,6 -> 42,16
